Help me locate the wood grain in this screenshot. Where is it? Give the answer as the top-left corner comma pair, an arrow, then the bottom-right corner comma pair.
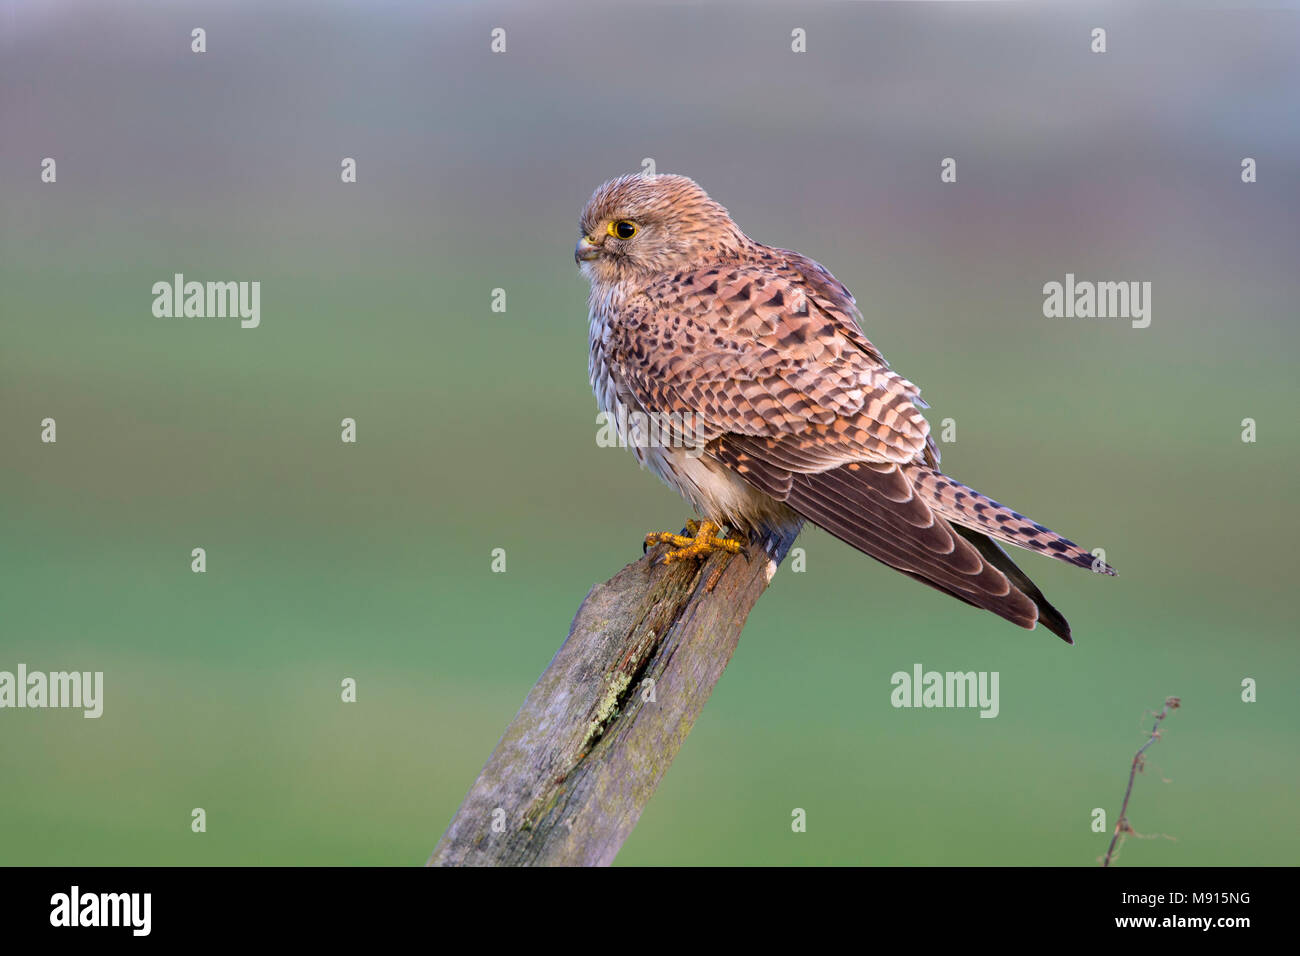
428,541 -> 779,866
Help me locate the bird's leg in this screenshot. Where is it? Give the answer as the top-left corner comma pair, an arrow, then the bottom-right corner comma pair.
643,519 -> 700,552
644,519 -> 743,564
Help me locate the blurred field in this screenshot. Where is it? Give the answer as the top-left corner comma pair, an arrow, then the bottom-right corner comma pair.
1,0 -> 1297,865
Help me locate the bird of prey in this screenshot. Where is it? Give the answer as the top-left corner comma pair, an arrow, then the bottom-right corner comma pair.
575,173 -> 1114,643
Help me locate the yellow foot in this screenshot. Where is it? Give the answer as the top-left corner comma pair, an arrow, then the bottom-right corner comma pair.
644,520 -> 743,564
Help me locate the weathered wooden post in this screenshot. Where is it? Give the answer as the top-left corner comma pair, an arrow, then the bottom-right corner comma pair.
428,540 -> 781,866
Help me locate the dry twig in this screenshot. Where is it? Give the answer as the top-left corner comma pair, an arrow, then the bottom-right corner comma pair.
1102,695 -> 1181,867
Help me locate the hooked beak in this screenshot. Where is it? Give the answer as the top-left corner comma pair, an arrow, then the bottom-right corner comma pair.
574,235 -> 601,264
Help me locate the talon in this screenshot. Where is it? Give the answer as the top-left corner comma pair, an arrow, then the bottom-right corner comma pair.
644,520 -> 743,563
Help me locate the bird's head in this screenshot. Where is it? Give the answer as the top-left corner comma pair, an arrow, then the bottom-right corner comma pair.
575,174 -> 747,284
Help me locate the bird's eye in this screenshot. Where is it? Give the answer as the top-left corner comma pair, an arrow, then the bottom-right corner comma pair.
608,220 -> 638,240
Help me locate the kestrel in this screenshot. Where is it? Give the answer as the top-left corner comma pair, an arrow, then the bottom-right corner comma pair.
576,173 -> 1114,642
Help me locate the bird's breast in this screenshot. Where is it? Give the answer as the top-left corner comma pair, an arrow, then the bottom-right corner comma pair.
586,302 -> 787,531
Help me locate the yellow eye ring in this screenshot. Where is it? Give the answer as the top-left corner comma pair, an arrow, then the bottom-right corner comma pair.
608,220 -> 638,240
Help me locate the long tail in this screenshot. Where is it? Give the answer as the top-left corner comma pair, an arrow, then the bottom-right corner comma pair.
909,466 -> 1116,575
711,437 -> 1113,642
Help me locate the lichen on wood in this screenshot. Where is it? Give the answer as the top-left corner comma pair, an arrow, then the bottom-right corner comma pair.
428,539 -> 781,867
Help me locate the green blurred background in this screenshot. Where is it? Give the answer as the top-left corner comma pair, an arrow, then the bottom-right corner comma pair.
2,0 -> 1297,865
